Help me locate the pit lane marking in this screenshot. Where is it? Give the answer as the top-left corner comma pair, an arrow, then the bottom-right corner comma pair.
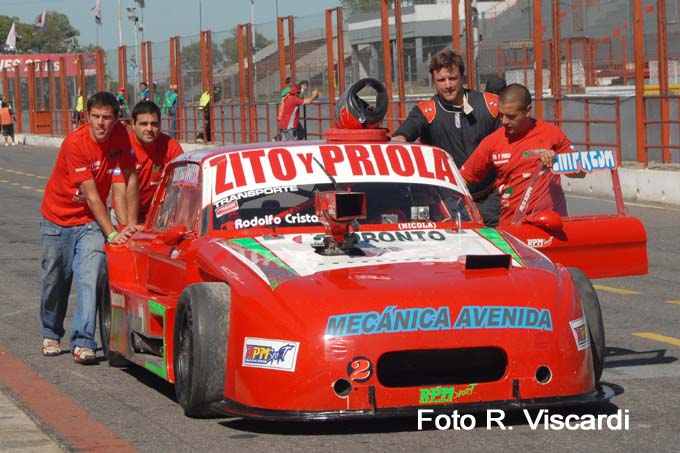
593,284 -> 640,295
0,179 -> 44,193
0,167 -> 48,180
0,173 -> 45,193
633,332 -> 680,347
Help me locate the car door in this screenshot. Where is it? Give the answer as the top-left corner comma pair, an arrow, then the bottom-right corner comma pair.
497,166 -> 648,279
144,162 -> 203,295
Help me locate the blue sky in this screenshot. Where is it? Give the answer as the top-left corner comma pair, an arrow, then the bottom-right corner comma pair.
2,0 -> 342,51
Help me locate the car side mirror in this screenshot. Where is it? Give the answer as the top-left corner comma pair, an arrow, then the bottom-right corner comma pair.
522,210 -> 564,230
157,224 -> 188,246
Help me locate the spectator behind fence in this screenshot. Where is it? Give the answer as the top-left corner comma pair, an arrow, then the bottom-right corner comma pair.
1,100 -> 16,146
163,84 -> 178,138
391,49 -> 502,226
280,76 -> 292,99
152,82 -> 161,105
117,87 -> 130,119
485,76 -> 507,95
139,82 -> 150,102
278,85 -> 319,141
296,80 -> 310,139
461,83 -> 584,225
111,101 -> 184,225
39,92 -> 139,365
197,89 -> 212,143
72,88 -> 84,129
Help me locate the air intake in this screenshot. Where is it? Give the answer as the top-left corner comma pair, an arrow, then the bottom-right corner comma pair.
377,347 -> 507,388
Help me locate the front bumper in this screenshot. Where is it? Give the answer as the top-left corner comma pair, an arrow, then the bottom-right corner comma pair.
210,384 -> 614,421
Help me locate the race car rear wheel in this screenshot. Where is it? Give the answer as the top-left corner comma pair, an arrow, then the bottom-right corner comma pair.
568,268 -> 605,384
98,287 -> 130,368
173,283 -> 231,418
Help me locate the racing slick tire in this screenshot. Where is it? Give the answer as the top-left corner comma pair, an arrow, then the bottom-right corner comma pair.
568,268 -> 605,384
98,288 -> 130,368
174,283 -> 231,418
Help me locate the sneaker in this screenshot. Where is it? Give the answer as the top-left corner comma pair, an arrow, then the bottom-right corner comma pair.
42,338 -> 61,356
73,347 -> 97,364
3,143 -> 7,147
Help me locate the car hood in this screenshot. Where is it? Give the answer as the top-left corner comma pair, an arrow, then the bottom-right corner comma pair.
214,227 -> 563,342
214,227 -> 531,290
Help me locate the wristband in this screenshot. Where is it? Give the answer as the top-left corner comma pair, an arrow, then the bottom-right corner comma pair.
107,231 -> 119,242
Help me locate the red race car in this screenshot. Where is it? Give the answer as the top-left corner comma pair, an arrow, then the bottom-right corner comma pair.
103,126 -> 646,419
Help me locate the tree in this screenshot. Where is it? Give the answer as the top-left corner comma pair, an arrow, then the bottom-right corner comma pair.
341,0 -> 383,14
0,12 -> 81,54
79,44 -> 103,53
180,41 -> 224,71
220,29 -> 273,65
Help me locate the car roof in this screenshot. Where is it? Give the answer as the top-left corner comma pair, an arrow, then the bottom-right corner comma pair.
175,140 -> 328,166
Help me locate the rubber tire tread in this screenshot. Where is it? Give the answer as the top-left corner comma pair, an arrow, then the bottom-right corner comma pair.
174,283 -> 231,418
568,267 -> 605,383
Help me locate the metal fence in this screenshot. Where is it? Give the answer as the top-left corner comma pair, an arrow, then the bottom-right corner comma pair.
2,0 -> 678,166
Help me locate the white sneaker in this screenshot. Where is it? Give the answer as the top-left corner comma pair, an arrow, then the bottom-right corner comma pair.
4,143 -> 7,147
10,142 -> 15,146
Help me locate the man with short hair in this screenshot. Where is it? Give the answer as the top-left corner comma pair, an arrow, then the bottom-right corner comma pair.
461,83 -> 580,225
152,82 -> 161,106
485,76 -> 507,95
197,89 -> 211,143
392,49 -> 501,226
295,81 -> 310,139
163,84 -> 178,138
280,76 -> 292,99
139,82 -> 150,102
278,86 -> 319,141
1,100 -> 16,146
112,101 -> 184,225
40,92 -> 139,364
116,87 -> 130,119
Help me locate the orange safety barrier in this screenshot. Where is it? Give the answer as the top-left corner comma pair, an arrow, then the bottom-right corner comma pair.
32,111 -> 53,135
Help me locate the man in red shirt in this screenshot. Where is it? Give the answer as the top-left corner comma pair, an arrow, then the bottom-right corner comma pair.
40,92 -> 139,364
111,101 -> 184,224
278,85 -> 319,141
461,83 -> 578,225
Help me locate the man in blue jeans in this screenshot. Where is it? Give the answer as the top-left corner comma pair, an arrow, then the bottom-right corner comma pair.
40,92 -> 139,364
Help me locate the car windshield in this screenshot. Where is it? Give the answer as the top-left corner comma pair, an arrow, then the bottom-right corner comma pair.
213,181 -> 471,231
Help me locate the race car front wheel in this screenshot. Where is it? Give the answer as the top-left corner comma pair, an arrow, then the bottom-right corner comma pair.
174,283 -> 231,418
568,267 -> 605,384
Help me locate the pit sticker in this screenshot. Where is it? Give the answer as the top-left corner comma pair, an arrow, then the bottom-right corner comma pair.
242,337 -> 300,372
215,199 -> 239,218
419,383 -> 477,404
569,317 -> 590,350
551,150 -> 617,174
526,236 -> 554,248
171,164 -> 199,186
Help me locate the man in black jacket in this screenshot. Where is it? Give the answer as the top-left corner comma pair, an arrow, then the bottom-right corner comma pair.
392,49 -> 501,226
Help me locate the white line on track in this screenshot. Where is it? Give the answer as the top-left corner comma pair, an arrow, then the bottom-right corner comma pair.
567,193 -> 680,211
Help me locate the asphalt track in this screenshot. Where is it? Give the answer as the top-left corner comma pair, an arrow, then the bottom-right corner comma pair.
0,145 -> 679,452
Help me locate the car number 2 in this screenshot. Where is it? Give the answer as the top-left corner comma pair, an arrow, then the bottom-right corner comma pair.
347,356 -> 373,383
